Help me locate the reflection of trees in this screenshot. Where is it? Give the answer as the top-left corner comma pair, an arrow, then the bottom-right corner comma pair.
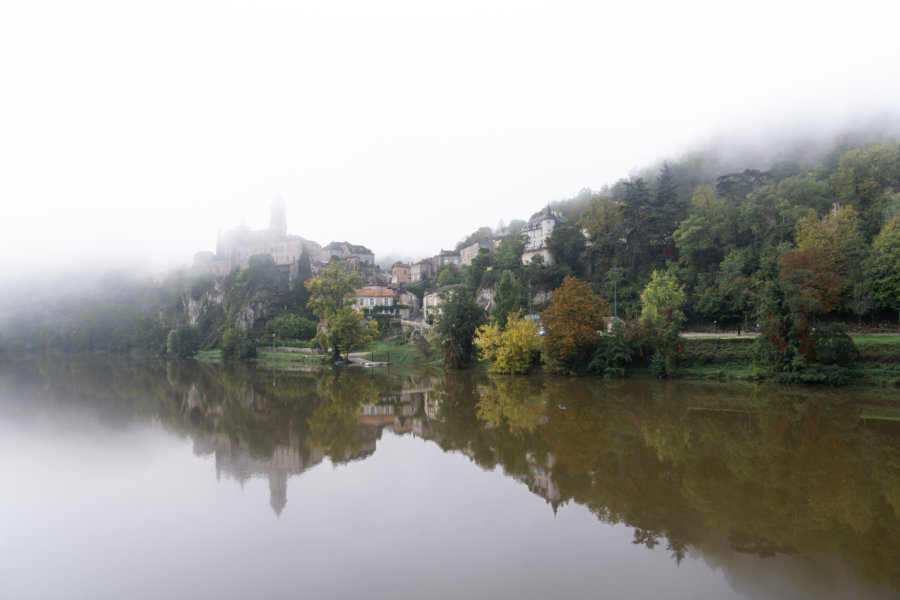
427,374 -> 900,590
306,370 -> 380,464
477,376 -> 545,436
6,357 -> 900,591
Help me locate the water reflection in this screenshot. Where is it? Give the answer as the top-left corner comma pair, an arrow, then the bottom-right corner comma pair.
2,356 -> 899,596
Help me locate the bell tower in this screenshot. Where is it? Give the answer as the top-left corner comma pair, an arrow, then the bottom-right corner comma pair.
270,196 -> 287,238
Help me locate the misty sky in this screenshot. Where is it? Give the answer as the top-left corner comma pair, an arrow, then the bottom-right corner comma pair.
2,0 -> 899,281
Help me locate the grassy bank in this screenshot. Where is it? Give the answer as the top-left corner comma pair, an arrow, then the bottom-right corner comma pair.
675,337 -> 756,380
363,339 -> 442,369
853,335 -> 900,385
670,334 -> 900,385
194,349 -> 329,368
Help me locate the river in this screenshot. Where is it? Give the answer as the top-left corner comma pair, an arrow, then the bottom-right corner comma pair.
1,356 -> 898,599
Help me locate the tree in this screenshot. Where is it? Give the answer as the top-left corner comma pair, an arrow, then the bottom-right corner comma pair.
491,270 -> 523,326
640,270 -> 686,332
620,178 -> 652,269
868,215 -> 900,310
649,161 -> 682,242
265,314 -> 317,340
462,248 -> 492,290
434,289 -> 485,369
496,232 -> 526,271
435,265 -> 461,286
246,253 -> 286,295
547,224 -> 585,275
830,144 -> 900,240
578,196 -> 622,281
321,306 -> 378,361
222,325 -> 257,359
166,325 -> 199,358
290,247 -> 313,314
639,270 -> 686,376
304,261 -> 372,361
541,276 -> 609,374
753,248 -> 851,383
586,320 -> 631,377
475,315 -> 542,374
305,261 -> 362,320
795,206 -> 863,277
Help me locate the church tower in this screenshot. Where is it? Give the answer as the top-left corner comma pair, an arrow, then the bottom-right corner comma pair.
270,196 -> 287,238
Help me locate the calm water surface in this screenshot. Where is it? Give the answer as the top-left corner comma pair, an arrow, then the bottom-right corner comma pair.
1,356 -> 899,599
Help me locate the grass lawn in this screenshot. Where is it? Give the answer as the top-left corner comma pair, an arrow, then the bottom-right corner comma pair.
193,349 -> 329,368
362,338 -> 442,368
254,350 -> 329,368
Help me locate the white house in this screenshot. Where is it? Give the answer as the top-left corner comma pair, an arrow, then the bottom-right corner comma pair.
521,206 -> 567,265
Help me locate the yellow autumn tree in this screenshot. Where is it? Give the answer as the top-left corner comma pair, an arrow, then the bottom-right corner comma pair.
474,314 -> 542,374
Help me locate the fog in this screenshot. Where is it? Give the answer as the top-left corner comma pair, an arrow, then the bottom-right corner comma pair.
2,0 -> 899,286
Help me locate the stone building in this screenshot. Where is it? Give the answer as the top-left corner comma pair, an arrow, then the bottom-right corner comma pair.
521,206 -> 566,265
434,249 -> 461,267
322,241 -> 375,265
391,263 -> 411,285
410,260 -> 434,283
213,198 -> 322,279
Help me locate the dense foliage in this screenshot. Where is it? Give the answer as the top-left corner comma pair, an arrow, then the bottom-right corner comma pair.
433,289 -> 486,369
540,276 -> 609,374
474,315 -> 542,374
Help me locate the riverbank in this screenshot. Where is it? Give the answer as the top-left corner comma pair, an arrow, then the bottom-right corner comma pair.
194,334 -> 900,385
669,335 -> 900,385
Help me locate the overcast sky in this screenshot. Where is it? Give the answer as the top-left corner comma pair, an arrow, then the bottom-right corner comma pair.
2,0 -> 899,282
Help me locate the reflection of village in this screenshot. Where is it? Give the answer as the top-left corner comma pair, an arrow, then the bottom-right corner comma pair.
187,378 -> 561,517
10,354 -> 900,595
160,362 -> 900,594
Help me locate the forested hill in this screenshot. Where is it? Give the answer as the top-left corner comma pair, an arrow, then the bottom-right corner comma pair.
513,139 -> 900,327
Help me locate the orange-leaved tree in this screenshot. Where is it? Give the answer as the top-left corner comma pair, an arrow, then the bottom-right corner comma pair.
540,276 -> 609,374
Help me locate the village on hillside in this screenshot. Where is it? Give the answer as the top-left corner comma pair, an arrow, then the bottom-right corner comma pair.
191,198 -> 569,326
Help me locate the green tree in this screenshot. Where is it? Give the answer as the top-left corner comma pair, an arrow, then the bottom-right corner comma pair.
547,224 -> 585,275
246,253 -> 286,295
321,306 -> 378,361
753,248 -> 851,382
290,247 -> 313,314
305,261 -> 362,320
640,270 -> 686,332
434,289 -> 485,369
831,144 -> 900,240
795,205 -> 863,278
639,270 -> 686,376
265,314 -> 317,340
496,231 -> 526,271
462,248 -> 492,290
868,215 -> 900,310
435,265 -> 461,286
579,196 -> 622,281
166,325 -> 199,358
491,270 -> 523,326
541,276 -> 609,374
222,325 -> 257,359
586,320 -> 631,377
